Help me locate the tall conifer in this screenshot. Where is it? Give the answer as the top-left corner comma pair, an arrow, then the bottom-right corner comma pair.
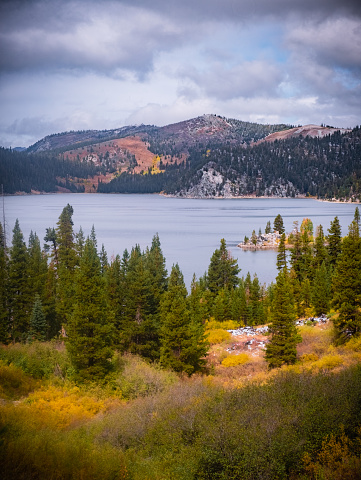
332,220 -> 361,338
8,219 -> 29,341
0,222 -> 9,343
56,204 -> 77,327
265,269 -> 300,368
277,233 -> 287,270
66,237 -> 115,381
207,238 -> 240,294
28,294 -> 47,342
327,216 -> 342,268
160,264 -> 208,374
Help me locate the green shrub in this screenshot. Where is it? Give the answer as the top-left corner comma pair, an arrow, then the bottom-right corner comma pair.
115,354 -> 178,399
0,342 -> 70,379
0,361 -> 38,400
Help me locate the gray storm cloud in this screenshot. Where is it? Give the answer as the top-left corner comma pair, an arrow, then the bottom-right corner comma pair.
0,0 -> 360,147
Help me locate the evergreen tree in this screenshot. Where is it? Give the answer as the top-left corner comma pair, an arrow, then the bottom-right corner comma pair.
43,261 -> 59,339
144,233 -> 168,315
66,237 -> 115,381
354,206 -> 360,232
28,294 -> 47,341
0,222 -> 9,343
290,224 -> 302,279
75,226 -> 85,259
106,254 -> 124,338
27,231 -> 48,304
188,273 -> 210,324
8,219 -> 29,341
265,220 -> 271,234
276,233 -> 287,270
274,214 -> 285,234
230,282 -> 248,325
312,225 -> 328,270
56,204 -> 77,327
212,288 -> 231,322
99,244 -> 108,275
265,269 -> 300,368
248,275 -> 266,325
251,229 -> 258,246
120,245 -> 159,360
332,220 -> 361,338
44,227 -> 58,268
300,277 -> 313,317
160,264 -> 208,375
312,262 -> 331,316
327,216 -> 342,268
207,239 -> 240,294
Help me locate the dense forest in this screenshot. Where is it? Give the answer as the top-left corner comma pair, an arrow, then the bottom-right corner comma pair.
0,147 -> 100,193
1,204 -> 361,478
100,126 -> 361,199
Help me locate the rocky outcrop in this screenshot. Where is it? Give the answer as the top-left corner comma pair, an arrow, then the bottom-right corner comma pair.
176,163 -> 300,199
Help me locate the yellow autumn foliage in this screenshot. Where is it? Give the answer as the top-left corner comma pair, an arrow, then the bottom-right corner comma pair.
221,353 -> 250,367
23,385 -> 106,429
311,354 -> 344,371
206,329 -> 231,344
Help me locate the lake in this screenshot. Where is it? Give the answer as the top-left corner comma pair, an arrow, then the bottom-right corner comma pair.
2,194 -> 358,289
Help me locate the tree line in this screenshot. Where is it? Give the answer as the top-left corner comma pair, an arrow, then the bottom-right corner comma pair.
0,205 -> 360,380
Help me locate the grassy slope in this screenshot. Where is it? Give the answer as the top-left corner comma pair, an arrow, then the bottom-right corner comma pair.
1,323 -> 361,479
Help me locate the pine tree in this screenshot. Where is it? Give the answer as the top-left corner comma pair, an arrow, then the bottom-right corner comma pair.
8,219 -> 29,341
144,233 -> 168,315
251,229 -> 258,246
66,237 -> 115,381
327,216 -> 342,268
265,269 -> 300,368
160,264 -> 208,375
265,220 -> 272,234
354,206 -> 360,232
188,274 -> 211,325
212,288 -> 231,322
27,231 -> 47,304
75,226 -> 85,259
207,238 -> 240,294
248,275 -> 266,325
274,214 -> 285,234
56,204 -> 77,327
276,233 -> 287,270
332,220 -> 361,338
312,225 -> 328,270
0,222 -> 9,343
99,244 -> 108,275
312,262 -> 331,316
28,294 -> 47,342
290,225 -> 302,280
230,282 -> 248,325
120,245 -> 159,360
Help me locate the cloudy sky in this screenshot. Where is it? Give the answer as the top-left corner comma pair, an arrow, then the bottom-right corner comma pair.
1,0 -> 361,148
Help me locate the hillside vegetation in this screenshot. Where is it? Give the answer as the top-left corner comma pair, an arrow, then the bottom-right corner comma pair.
1,204 -> 361,478
3,114 -> 360,200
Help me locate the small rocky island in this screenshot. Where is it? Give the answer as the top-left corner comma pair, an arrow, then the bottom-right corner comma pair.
238,214 -> 314,250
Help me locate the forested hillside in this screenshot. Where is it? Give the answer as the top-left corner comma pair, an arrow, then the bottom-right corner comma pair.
2,115 -> 360,199
100,125 -> 361,200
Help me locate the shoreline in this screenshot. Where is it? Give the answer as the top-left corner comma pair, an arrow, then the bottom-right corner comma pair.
4,190 -> 359,204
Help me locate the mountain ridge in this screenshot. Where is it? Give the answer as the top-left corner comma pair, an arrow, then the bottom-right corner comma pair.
1,114 -> 359,201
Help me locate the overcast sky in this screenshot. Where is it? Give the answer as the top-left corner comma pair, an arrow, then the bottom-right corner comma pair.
1,0 -> 360,148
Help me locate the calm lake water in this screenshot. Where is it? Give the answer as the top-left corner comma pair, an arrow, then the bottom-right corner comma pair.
2,194 -> 358,289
